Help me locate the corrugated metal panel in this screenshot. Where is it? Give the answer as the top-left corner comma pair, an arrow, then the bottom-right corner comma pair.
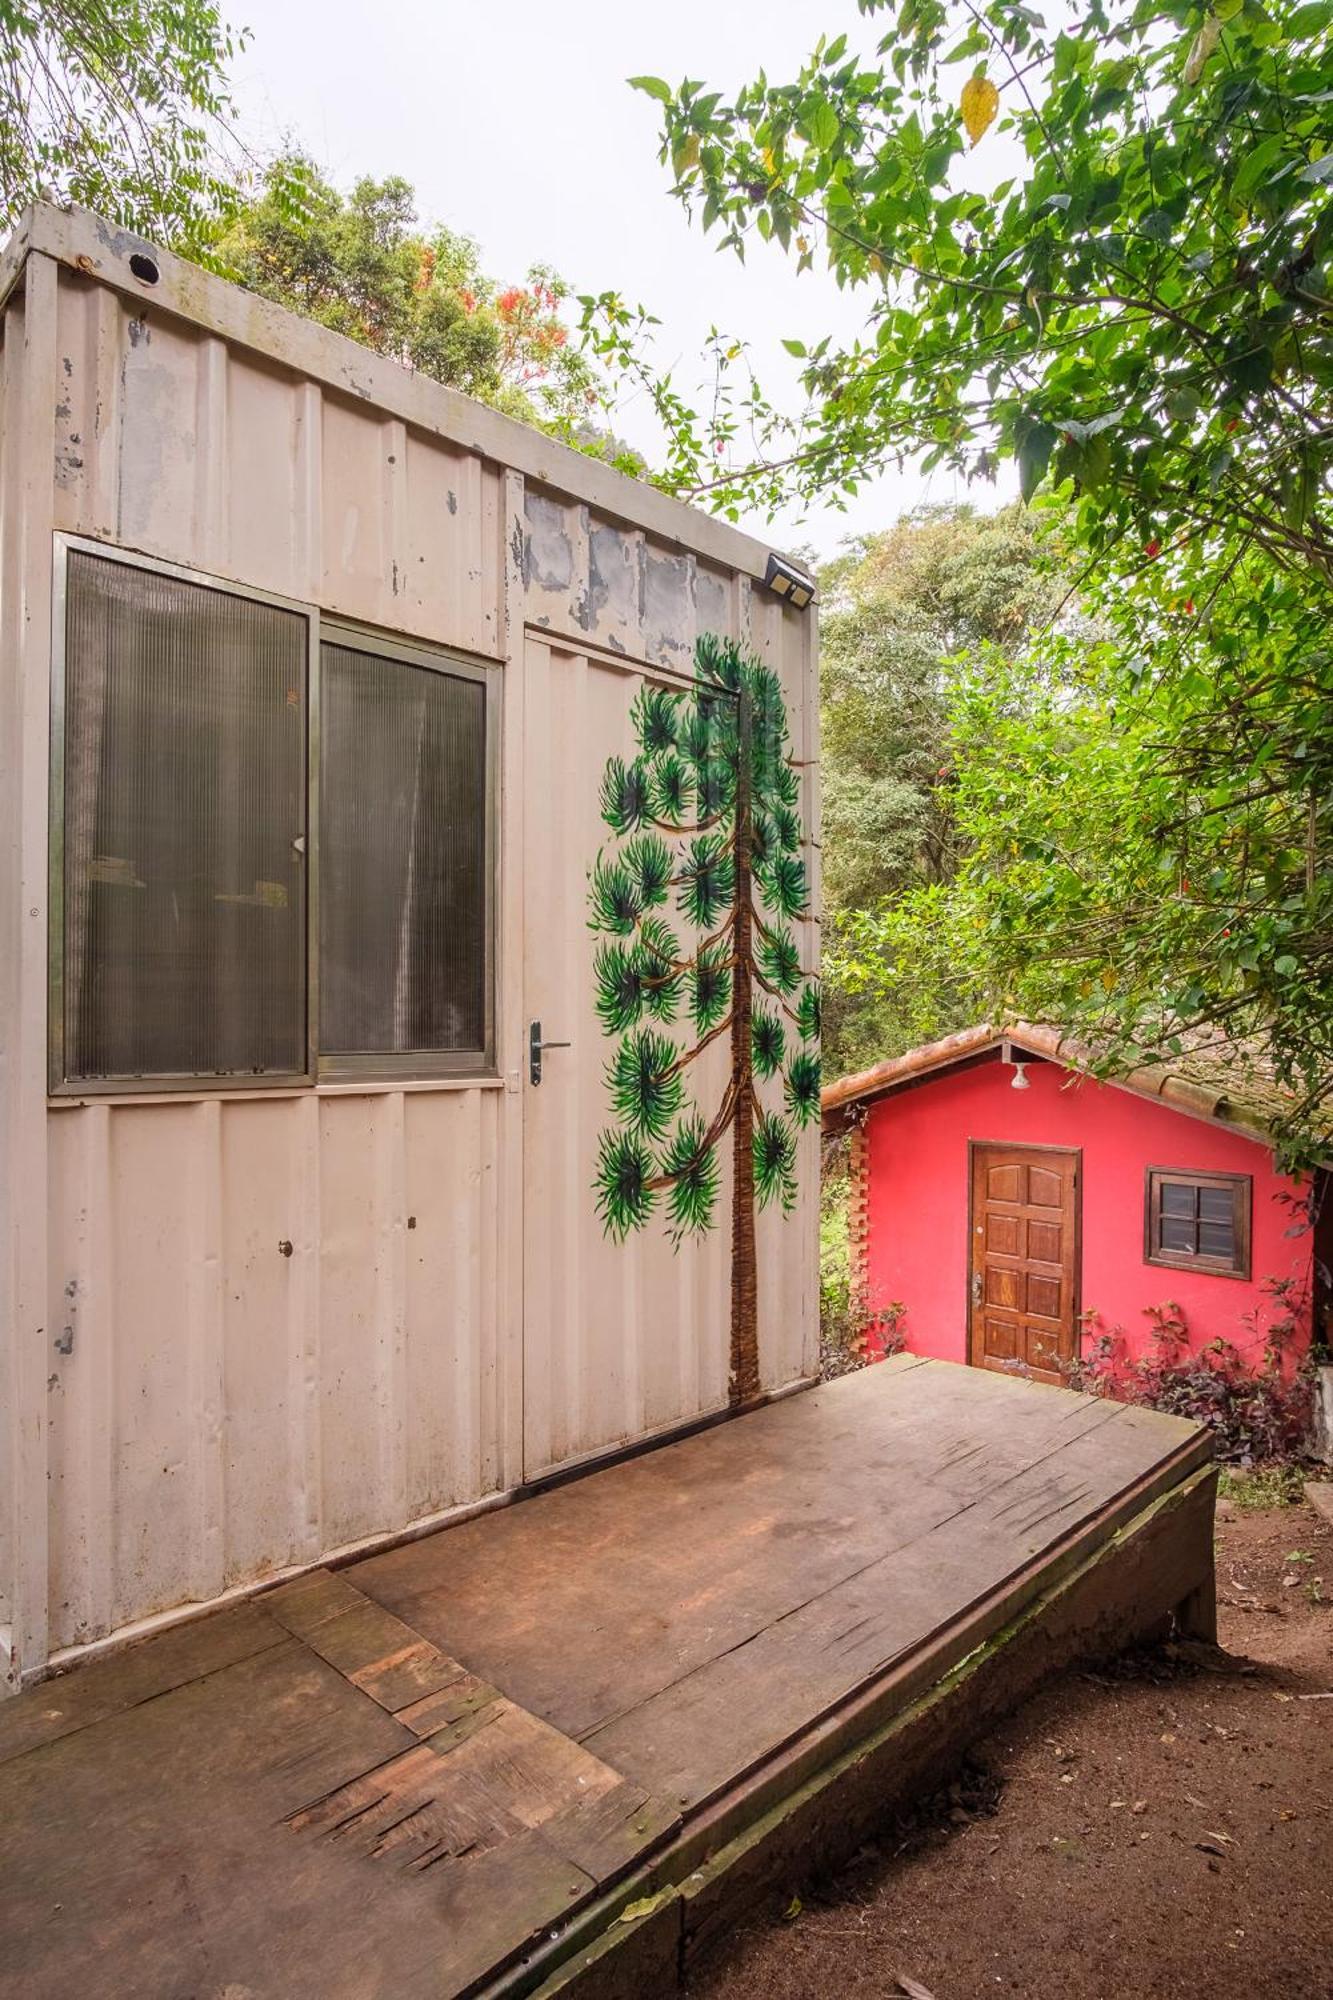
2,259 -> 61,1687
749,579 -> 821,1393
4,226 -> 818,1674
520,636 -> 733,1478
45,1086 -> 505,1649
52,272 -> 502,656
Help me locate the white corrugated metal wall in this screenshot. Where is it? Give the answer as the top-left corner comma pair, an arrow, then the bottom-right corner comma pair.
0,207 -> 818,1683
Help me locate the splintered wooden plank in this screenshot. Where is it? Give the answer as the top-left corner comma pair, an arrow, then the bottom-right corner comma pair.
265,1568 -> 472,1715
0,1600 -> 287,1766
397,1671 -> 503,1739
0,1639 -> 430,1997
583,1405 -> 1208,1808
0,1614 -> 671,2000
351,1361 -> 1167,1746
286,1698 -> 627,1875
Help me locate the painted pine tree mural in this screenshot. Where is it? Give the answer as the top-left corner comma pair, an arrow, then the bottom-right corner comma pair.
589,632 -> 819,1406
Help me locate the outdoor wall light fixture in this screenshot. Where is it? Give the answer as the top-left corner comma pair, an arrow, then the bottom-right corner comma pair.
764,551 -> 816,610
1000,1037 -> 1031,1090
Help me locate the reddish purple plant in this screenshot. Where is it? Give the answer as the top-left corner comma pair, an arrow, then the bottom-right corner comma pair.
1068,1283 -> 1313,1466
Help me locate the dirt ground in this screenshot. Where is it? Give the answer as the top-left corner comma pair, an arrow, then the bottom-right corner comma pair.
690,1496 -> 1333,2000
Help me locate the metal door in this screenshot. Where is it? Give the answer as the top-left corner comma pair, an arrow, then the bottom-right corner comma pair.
521,636 -> 732,1480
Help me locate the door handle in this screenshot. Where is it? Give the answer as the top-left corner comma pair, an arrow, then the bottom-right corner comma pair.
529,1020 -> 571,1086
971,1271 -> 983,1307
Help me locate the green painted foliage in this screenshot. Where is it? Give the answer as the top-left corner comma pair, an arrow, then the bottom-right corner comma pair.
600,757 -> 652,835
660,1115 -> 721,1241
691,940 -> 733,1033
795,984 -> 822,1044
753,1112 -> 799,1213
589,633 -> 820,1246
606,1027 -> 683,1140
784,1051 -> 823,1128
594,1131 -> 655,1239
751,1006 -> 787,1080
678,834 -> 736,928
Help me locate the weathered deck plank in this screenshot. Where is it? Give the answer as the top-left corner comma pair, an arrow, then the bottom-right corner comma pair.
350,1360 -> 1208,1773
0,1360 -> 1211,2000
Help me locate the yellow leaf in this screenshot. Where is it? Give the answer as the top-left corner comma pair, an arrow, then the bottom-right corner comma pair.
618,1888 -> 674,1924
1183,14 -> 1221,86
673,132 -> 701,177
961,75 -> 999,146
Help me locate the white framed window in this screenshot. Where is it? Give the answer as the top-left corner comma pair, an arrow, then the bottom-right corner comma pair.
50,536 -> 497,1093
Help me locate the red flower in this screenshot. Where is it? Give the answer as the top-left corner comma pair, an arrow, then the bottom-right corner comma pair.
1144,538 -> 1161,559
458,287 -> 477,314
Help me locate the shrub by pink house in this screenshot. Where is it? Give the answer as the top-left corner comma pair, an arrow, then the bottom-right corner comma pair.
823,1025 -> 1327,1385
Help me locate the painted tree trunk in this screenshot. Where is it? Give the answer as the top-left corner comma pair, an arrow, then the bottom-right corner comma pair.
729,693 -> 760,1406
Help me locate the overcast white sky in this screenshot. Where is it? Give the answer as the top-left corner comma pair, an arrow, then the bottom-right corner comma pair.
228,0 -> 1018,559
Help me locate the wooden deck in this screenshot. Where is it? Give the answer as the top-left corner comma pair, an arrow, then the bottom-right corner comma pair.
0,1357 -> 1214,1999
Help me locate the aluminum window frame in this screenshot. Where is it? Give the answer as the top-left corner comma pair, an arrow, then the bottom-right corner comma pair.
49,535 -> 500,1097
315,618 -> 499,1083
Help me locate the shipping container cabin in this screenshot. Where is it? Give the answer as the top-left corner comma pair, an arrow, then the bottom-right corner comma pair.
0,205 -> 819,1692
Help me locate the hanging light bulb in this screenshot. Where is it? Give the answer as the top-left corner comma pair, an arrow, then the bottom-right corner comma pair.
1011,1060 -> 1030,1091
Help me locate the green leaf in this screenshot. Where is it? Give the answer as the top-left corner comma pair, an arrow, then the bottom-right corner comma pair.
600,757 -> 652,834
628,75 -> 674,103
756,852 -> 809,919
1016,416 -> 1057,501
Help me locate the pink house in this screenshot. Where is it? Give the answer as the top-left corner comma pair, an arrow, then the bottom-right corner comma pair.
823,1025 -> 1327,1386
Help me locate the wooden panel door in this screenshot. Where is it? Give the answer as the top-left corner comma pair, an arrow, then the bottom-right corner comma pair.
968,1144 -> 1079,1385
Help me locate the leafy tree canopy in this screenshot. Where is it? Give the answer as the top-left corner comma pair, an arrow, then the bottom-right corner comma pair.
0,0 -> 243,245
819,503 -> 1074,1073
616,0 -> 1333,557
599,0 -> 1333,1162
214,155 -> 608,435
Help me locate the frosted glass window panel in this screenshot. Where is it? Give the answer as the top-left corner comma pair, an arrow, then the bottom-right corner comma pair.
320,644 -> 487,1056
62,552 -> 308,1082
